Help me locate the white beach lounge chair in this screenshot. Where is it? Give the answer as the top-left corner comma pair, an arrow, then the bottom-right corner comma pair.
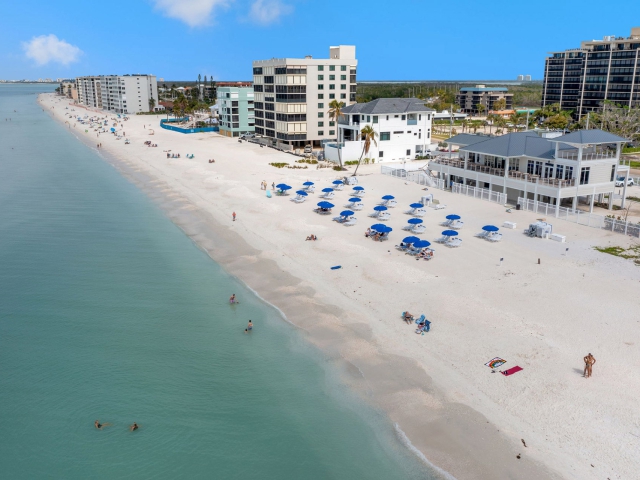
411,225 -> 426,234
352,203 -> 364,211
447,238 -> 463,248
450,220 -> 464,229
334,184 -> 344,191
377,212 -> 391,221
304,185 -> 315,193
402,224 -> 413,231
487,233 -> 502,242
386,200 -> 397,208
343,218 -> 358,226
435,236 -> 448,243
413,209 -> 426,217
475,231 -> 489,238
434,204 -> 446,210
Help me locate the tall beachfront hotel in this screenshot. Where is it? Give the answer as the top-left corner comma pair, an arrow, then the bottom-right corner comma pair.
542,27 -> 640,117
76,74 -> 159,114
252,45 -> 357,148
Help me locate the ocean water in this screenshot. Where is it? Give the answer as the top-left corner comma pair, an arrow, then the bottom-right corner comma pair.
0,85 -> 433,479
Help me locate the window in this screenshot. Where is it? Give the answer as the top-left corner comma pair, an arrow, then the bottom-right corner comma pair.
373,116 -> 378,124
318,112 -> 324,118
329,75 -> 335,80
329,94 -> 335,99
318,84 -> 324,90
611,164 -> 616,181
341,75 -> 346,81
379,151 -> 384,158
580,166 -> 590,185
386,115 -> 389,120
318,103 -> 324,108
318,75 -> 324,81
419,114 -> 421,120
406,149 -> 411,156
318,121 -> 324,127
393,131 -> 403,134
329,84 -> 335,90
318,93 -> 324,99
340,94 -> 346,99
318,65 -> 324,71
340,84 -> 346,90
401,115 -> 406,120
329,65 -> 335,71
341,65 -> 347,71
380,132 -> 390,141
329,121 -> 335,126
329,130 -> 335,135
318,131 -> 324,135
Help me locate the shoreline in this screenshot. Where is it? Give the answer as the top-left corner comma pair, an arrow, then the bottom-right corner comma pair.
40,93 -> 640,479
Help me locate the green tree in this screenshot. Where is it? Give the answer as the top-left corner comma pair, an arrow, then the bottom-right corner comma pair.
544,114 -> 569,130
353,125 -> 378,176
493,98 -> 507,111
328,100 -> 346,169
148,97 -> 156,112
476,104 -> 486,116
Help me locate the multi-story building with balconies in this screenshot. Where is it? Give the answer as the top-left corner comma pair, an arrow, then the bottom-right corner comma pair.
456,86 -> 513,115
76,76 -> 102,109
252,45 -> 357,149
429,130 -> 629,212
542,27 -> 640,117
100,74 -> 158,114
217,86 -> 255,137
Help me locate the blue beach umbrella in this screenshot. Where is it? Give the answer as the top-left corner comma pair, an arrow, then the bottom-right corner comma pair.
442,230 -> 459,237
373,205 -> 388,212
322,187 -> 334,193
303,181 -> 314,186
403,236 -> 420,244
279,185 -> 292,191
371,223 -> 386,231
482,225 -> 499,232
110,127 -> 115,132
446,214 -> 461,220
332,180 -> 344,185
382,195 -> 395,200
296,190 -> 308,196
349,197 -> 361,203
410,203 -> 424,209
353,186 -> 365,191
381,226 -> 393,233
317,201 -> 334,209
276,183 -> 289,189
413,240 -> 432,248
407,218 -> 423,225
340,210 -> 355,217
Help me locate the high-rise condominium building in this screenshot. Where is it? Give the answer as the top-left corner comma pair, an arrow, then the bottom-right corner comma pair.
77,76 -> 103,109
217,86 -> 255,137
252,45 -> 357,148
76,74 -> 159,114
542,27 -> 640,117
456,86 -> 513,114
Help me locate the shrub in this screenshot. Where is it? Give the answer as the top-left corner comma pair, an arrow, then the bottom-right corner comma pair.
333,166 -> 343,171
269,162 -> 289,168
344,160 -> 359,165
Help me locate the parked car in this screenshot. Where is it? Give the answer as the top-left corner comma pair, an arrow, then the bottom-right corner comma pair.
303,144 -> 313,154
615,176 -> 635,187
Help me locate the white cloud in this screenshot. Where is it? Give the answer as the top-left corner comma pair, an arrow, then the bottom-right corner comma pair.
22,35 -> 82,66
152,0 -> 230,27
249,0 -> 292,25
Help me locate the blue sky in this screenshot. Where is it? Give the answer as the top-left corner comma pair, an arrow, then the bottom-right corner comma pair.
1,0 -> 640,81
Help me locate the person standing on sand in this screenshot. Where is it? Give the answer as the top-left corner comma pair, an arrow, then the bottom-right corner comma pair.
584,353 -> 596,378
232,211 -> 236,222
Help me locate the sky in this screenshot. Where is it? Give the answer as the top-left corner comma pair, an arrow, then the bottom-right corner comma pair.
1,0 -> 640,81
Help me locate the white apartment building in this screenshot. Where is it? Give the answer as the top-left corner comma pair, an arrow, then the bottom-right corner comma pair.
76,76 -> 102,109
324,98 -> 435,163
100,74 -> 159,114
252,45 -> 357,148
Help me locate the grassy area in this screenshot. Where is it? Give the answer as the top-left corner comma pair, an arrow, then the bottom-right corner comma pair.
623,146 -> 640,154
595,244 -> 640,265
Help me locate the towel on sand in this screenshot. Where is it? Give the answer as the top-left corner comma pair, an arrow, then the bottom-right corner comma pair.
485,357 -> 506,369
501,366 -> 523,376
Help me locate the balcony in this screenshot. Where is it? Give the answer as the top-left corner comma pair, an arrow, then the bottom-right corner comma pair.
555,149 -> 616,161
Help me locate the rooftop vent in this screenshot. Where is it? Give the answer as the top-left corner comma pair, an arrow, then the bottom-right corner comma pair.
305,55 -> 312,59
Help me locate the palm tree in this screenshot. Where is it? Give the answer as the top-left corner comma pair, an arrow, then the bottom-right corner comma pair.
328,100 -> 346,169
148,97 -> 156,112
353,125 -> 378,176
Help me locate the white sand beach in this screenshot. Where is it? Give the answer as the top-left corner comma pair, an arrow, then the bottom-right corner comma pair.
41,94 -> 640,480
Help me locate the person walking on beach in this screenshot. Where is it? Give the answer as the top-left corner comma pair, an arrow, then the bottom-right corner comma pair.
583,353 -> 596,378
232,211 -> 236,222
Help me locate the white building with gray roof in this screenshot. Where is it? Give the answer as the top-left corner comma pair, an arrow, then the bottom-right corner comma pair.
324,98 -> 435,163
429,129 -> 630,212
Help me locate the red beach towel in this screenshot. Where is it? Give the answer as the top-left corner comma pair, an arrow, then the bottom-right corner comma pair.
501,366 -> 523,376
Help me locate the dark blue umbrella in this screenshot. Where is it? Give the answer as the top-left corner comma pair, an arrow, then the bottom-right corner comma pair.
410,203 -> 424,209
371,223 -> 386,231
332,180 -> 344,185
407,218 -> 423,225
349,197 -> 361,203
353,186 -> 364,191
279,185 -> 292,191
482,225 -> 499,232
276,183 -> 289,189
403,236 -> 420,244
413,240 -> 431,248
340,210 -> 355,217
446,214 -> 461,220
381,226 -> 393,233
303,181 -> 314,186
382,195 -> 395,200
373,205 -> 388,212
321,187 -> 334,193
442,230 -> 459,237
296,190 -> 308,196
317,201 -> 334,209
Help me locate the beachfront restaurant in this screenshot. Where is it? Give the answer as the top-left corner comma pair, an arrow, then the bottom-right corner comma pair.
429,130 -> 630,213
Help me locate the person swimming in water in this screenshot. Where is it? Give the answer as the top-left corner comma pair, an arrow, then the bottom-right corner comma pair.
247,320 -> 253,331
130,422 -> 139,431
230,294 -> 237,304
95,420 -> 103,429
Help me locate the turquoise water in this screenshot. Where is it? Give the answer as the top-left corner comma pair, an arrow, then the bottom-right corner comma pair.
0,85 -> 432,479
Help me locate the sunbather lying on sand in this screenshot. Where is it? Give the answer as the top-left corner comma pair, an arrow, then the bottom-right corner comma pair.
403,312 -> 414,324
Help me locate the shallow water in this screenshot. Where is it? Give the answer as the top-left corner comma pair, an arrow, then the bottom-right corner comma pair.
0,84 -> 434,479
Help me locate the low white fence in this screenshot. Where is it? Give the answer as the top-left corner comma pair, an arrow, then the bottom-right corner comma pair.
452,183 -> 507,205
517,197 -> 640,237
380,166 -> 444,188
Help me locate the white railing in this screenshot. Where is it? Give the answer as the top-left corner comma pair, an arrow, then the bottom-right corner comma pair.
381,166 -> 443,188
517,197 -> 640,237
452,183 -> 507,205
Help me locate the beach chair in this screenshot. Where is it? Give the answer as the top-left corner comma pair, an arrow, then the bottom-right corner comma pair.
304,185 -> 315,193
447,238 -> 463,248
434,235 -> 448,243
450,220 -> 464,229
413,209 -> 426,217
475,231 -> 489,238
332,216 -> 345,222
402,224 -> 413,231
487,233 -> 502,242
378,212 -> 391,221
343,218 -> 358,226
320,192 -> 335,200
439,220 -> 452,227
352,203 -> 364,211
406,246 -> 421,256
411,225 -> 426,234
395,243 -> 409,251
334,184 -> 344,191
386,200 -> 398,208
